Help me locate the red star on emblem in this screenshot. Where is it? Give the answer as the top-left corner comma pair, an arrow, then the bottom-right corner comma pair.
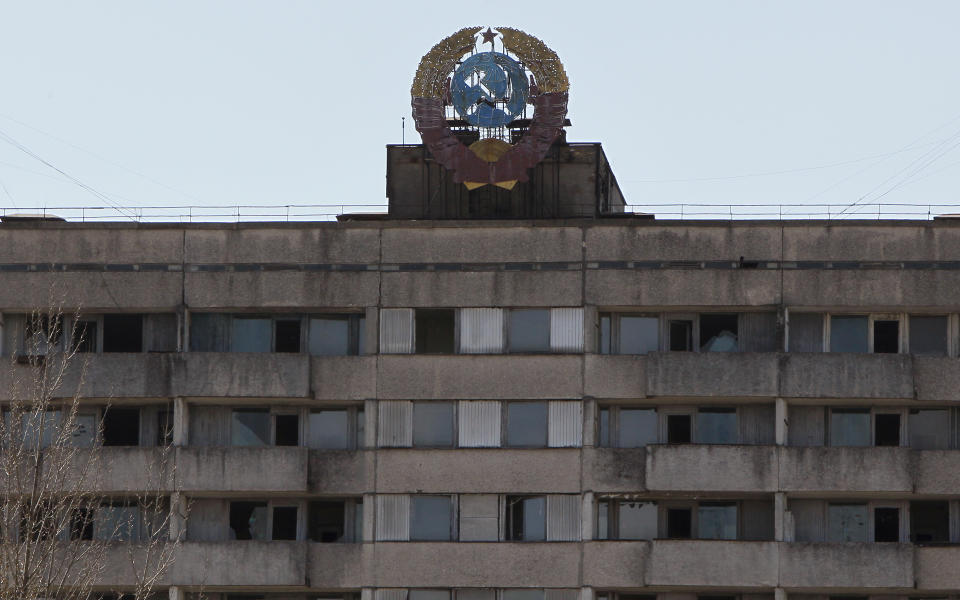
481,27 -> 498,45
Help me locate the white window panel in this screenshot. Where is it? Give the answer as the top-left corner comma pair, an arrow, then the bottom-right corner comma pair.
550,307 -> 583,352
375,495 -> 410,541
459,308 -> 504,354
548,401 -> 583,448
380,308 -> 414,354
546,494 -> 581,541
377,401 -> 412,448
458,400 -> 501,447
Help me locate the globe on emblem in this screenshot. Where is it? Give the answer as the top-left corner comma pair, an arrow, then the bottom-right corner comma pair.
450,52 -> 530,128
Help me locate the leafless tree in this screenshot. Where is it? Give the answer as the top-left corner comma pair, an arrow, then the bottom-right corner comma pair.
0,303 -> 183,600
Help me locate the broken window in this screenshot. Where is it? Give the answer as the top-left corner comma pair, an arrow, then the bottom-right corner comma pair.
508,309 -> 550,353
668,319 -> 693,351
910,501 -> 949,543
666,507 -> 692,538
102,314 -> 143,352
274,319 -> 301,352
231,409 -> 270,446
308,499 -> 362,543
874,507 -> 900,542
413,402 -> 454,448
308,408 -> 362,450
505,402 -> 548,448
827,503 -> 868,542
696,408 -> 737,444
71,319 -> 97,352
829,408 -> 870,447
666,413 -> 692,444
21,313 -> 62,357
700,314 -> 738,352
229,501 -> 268,540
830,315 -> 868,353
873,320 -> 899,353
157,408 -> 174,446
909,315 -> 948,355
415,309 -> 456,354
410,495 -> 453,541
271,505 -> 298,540
597,499 -> 657,540
70,507 -> 94,541
698,502 -> 737,540
908,409 -> 950,450
506,495 -> 546,541
874,413 -> 901,447
274,413 -> 299,446
103,407 -> 140,446
70,411 -> 98,447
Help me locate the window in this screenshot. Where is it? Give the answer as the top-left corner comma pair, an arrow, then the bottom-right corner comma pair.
668,319 -> 694,351
416,309 -> 455,354
874,413 -> 901,447
231,409 -> 300,447
827,503 -> 868,542
410,591 -> 452,600
157,408 -> 174,446
413,402 -> 454,448
308,499 -> 362,543
829,408 -> 871,447
95,502 -> 141,541
309,314 -> 365,355
830,315 -> 868,353
506,495 -> 546,541
70,507 -> 94,540
102,314 -> 144,352
909,409 -> 950,449
229,501 -> 283,540
873,320 -> 899,353
699,314 -> 738,352
102,407 -> 140,446
410,496 -> 453,541
874,507 -> 900,542
666,507 -> 692,539
231,317 -> 272,352
274,413 -> 299,446
274,319 -> 301,352
910,501 -> 949,543
597,499 -> 657,540
502,591 -> 544,600
190,313 -> 364,354
666,414 -> 692,444
789,312 -> 824,352
599,314 -> 659,354
72,319 -> 97,352
508,309 -> 550,353
695,408 -> 737,444
909,316 -> 948,355
505,402 -> 548,447
308,407 -> 363,449
698,502 -> 737,540
598,407 -> 658,448
271,505 -> 298,540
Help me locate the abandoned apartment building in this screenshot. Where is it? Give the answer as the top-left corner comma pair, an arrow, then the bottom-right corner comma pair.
4,142 -> 960,600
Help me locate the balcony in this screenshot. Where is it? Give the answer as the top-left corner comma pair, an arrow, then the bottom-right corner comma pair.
646,444 -> 777,493
645,540 -> 778,587
584,355 -> 646,399
778,542 -> 913,589
311,355 -> 377,400
779,353 -> 913,399
171,352 -> 310,398
171,541 -> 306,586
583,448 -> 647,492
309,449 -> 374,494
645,352 -> 778,398
176,446 -> 308,492
778,446 -> 913,494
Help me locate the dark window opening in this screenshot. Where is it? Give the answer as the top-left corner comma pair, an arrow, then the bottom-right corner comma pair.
274,414 -> 299,446
874,413 -> 901,447
666,507 -> 692,539
24,314 -> 63,352
667,414 -> 692,444
910,501 -> 949,543
909,315 -> 948,355
699,314 -> 739,352
229,501 -> 268,540
669,320 -> 693,351
272,506 -> 298,540
874,507 -> 899,542
72,320 -> 97,352
506,495 -> 546,541
102,407 -> 140,447
102,314 -> 143,352
157,409 -> 173,446
70,508 -> 94,540
274,319 -> 301,352
415,309 -> 456,354
873,320 -> 899,353
309,500 -> 346,542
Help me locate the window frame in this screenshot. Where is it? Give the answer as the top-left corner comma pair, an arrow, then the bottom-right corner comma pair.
228,499 -> 305,541
409,494 -> 457,541
307,405 -> 365,450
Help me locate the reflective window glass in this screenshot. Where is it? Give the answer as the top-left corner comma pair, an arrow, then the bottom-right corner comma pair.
698,503 -> 737,540
619,501 -> 657,540
827,504 -> 868,542
618,408 -> 658,448
910,316 -> 948,355
619,316 -> 659,354
909,409 -> 950,450
696,408 -> 737,444
231,317 -> 271,352
95,505 -> 140,541
231,409 -> 270,446
309,410 -> 349,449
308,317 -> 350,356
413,402 -> 454,447
830,315 -> 868,353
830,409 -> 871,447
508,309 -> 550,352
410,496 -> 452,541
505,402 -> 548,447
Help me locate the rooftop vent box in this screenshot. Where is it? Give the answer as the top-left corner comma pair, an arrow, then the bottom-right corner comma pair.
1,213 -> 66,223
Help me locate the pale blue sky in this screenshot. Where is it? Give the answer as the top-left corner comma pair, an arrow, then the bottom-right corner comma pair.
1,1 -> 959,219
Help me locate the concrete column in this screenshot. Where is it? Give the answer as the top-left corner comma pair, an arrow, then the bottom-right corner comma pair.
775,397 -> 788,445
775,492 -> 791,542
169,586 -> 184,600
774,588 -> 787,600
580,587 -> 594,600
173,396 -> 188,447
362,493 -> 375,542
582,305 -> 598,355
582,399 -> 596,447
364,306 -> 379,355
169,492 -> 187,541
364,399 -> 377,450
581,492 -> 594,541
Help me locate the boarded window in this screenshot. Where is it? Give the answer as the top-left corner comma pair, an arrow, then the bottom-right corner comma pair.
830,315 -> 868,353
546,494 -> 581,541
375,495 -> 410,541
379,308 -> 414,354
458,400 -> 501,448
377,401 -> 413,448
550,307 -> 584,352
788,405 -> 825,447
459,494 -> 498,541
459,308 -> 504,353
789,312 -> 823,352
548,401 -> 582,448
739,404 -> 776,445
739,312 -> 778,352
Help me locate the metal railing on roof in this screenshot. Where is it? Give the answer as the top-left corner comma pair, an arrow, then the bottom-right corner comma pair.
2,202 -> 960,222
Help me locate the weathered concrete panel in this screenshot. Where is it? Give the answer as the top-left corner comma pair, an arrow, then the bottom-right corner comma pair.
586,224 -> 782,262
371,542 -> 581,587
783,224 -> 960,261
586,270 -> 780,307
646,353 -> 778,398
783,270 -> 960,308
176,447 -> 308,492
170,541 -> 306,586
382,226 -> 582,263
312,356 -> 377,400
185,227 -> 381,264
915,451 -> 960,495
0,226 -> 185,263
185,271 -> 379,308
51,447 -> 172,493
377,355 -> 582,400
582,541 -> 648,587
0,272 -> 183,309
309,450 -> 374,495
778,447 -> 912,494
779,354 -> 914,399
584,355 -> 646,399
913,356 -> 960,401
375,449 -> 581,493
778,542 -> 913,589
583,448 -> 646,492
646,540 -> 778,587
381,271 -> 582,308
915,547 -> 960,590
171,353 -> 310,398
0,353 -> 173,400
646,445 -> 777,493
307,542 -> 373,589
95,544 -> 170,586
